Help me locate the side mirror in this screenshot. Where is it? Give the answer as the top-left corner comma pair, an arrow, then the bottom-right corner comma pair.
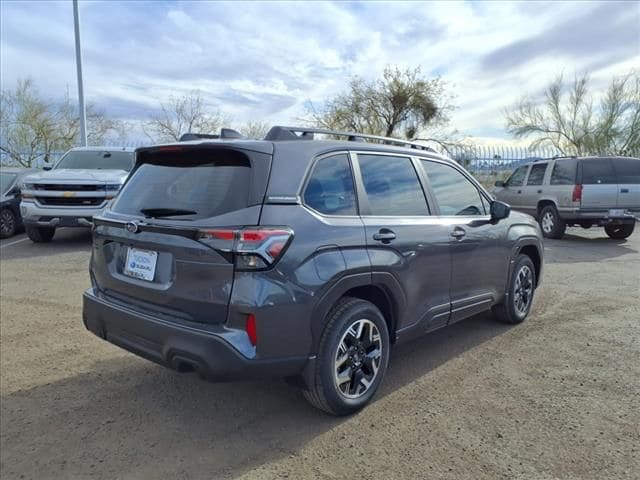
43,165 -> 53,171
490,200 -> 511,222
494,180 -> 505,187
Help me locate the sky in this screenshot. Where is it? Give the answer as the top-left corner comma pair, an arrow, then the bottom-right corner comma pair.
1,0 -> 639,144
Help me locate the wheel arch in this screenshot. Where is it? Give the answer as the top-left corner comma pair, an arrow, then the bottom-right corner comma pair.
310,272 -> 405,352
537,199 -> 557,218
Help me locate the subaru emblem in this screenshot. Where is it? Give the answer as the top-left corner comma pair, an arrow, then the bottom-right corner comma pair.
125,222 -> 139,233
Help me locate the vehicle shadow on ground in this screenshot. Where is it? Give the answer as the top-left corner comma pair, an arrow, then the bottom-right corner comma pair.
544,231 -> 638,264
0,229 -> 92,260
0,313 -> 508,479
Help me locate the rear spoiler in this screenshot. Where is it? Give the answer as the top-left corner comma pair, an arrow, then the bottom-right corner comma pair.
179,129 -> 244,141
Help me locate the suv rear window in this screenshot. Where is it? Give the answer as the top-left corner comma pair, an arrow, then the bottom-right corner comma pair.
113,151 -> 251,219
550,159 -> 577,185
611,158 -> 640,184
581,158 -> 617,184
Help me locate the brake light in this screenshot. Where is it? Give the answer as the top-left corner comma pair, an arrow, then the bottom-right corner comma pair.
246,314 -> 257,346
572,184 -> 583,202
197,227 -> 293,270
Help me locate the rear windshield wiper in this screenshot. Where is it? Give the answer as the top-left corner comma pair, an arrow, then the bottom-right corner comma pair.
140,208 -> 198,218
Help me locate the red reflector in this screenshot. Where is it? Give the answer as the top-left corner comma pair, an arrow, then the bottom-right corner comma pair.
572,184 -> 583,202
246,314 -> 257,346
266,240 -> 286,259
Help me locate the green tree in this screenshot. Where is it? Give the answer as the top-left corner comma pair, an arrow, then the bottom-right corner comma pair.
308,66 -> 453,139
506,72 -> 640,156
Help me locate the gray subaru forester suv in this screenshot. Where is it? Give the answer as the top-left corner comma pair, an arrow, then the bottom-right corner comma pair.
494,156 -> 639,239
83,126 -> 544,415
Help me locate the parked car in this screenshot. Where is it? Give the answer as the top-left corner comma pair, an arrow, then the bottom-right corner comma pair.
82,126 -> 544,415
493,156 -> 640,239
20,147 -> 135,242
0,168 -> 38,238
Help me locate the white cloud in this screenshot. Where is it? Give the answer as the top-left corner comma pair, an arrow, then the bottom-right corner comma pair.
1,0 -> 637,144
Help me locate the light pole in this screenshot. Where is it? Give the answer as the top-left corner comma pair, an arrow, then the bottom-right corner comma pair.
73,0 -> 87,146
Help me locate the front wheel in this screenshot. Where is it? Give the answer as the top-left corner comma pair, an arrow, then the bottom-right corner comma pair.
539,205 -> 566,239
26,225 -> 56,243
493,254 -> 536,325
303,297 -> 390,416
604,222 -> 635,239
0,208 -> 17,238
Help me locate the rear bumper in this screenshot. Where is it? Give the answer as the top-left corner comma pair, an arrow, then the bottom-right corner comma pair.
558,207 -> 639,223
82,288 -> 309,381
21,201 -> 104,227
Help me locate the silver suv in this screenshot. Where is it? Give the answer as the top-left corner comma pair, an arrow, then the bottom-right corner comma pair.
493,156 -> 639,239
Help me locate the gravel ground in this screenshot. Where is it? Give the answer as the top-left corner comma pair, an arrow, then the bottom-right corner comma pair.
1,227 -> 639,480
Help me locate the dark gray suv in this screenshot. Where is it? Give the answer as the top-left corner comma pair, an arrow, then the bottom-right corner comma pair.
83,126 -> 544,415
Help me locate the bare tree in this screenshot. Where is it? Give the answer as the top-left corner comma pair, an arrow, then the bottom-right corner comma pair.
144,91 -> 227,142
506,72 -> 640,156
1,78 -> 126,166
308,66 -> 453,139
237,120 -> 270,139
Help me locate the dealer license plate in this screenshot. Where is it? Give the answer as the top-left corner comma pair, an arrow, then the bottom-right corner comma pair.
123,247 -> 158,282
608,209 -> 626,218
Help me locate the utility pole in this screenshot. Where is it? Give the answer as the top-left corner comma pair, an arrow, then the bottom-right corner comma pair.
73,0 -> 87,146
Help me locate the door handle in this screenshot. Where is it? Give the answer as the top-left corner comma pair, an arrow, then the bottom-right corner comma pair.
621,188 -> 629,193
373,229 -> 396,243
517,190 -> 522,194
537,189 -> 543,194
450,227 -> 466,239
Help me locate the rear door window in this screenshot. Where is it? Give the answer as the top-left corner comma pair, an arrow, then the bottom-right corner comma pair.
581,158 -> 617,184
358,154 -> 428,216
611,158 -> 640,184
303,154 -> 357,215
550,159 -> 577,185
113,150 -> 252,219
526,163 -> 548,186
506,166 -> 528,187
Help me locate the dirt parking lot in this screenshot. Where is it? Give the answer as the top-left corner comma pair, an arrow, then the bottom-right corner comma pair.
1,228 -> 639,480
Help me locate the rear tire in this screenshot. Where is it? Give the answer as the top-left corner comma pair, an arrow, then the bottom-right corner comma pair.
493,254 -> 536,325
26,225 -> 56,243
539,205 -> 566,239
303,297 -> 390,416
604,222 -> 635,239
0,208 -> 17,239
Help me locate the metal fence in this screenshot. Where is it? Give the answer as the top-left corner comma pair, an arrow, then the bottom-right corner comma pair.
3,143 -> 639,178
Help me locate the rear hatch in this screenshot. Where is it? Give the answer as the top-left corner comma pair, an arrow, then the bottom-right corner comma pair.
611,157 -> 640,210
579,158 -> 619,209
91,143 -> 272,324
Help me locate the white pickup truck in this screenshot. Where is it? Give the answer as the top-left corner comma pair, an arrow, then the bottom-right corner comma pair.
20,147 -> 135,242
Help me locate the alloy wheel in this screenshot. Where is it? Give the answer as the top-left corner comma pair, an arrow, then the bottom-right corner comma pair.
514,265 -> 534,315
541,211 -> 554,234
334,319 -> 383,399
0,210 -> 15,236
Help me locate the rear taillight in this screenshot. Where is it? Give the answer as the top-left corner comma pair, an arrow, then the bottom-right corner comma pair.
197,227 -> 293,270
572,184 -> 583,202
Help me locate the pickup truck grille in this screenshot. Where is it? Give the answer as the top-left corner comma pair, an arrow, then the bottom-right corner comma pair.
33,184 -> 101,191
36,197 -> 105,206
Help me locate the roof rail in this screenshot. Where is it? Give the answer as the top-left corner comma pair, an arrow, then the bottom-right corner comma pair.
179,128 -> 244,142
264,126 -> 436,152
550,155 -> 577,160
